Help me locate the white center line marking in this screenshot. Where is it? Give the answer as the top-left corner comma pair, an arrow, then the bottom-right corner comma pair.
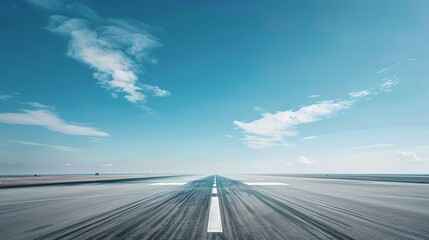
207,175 -> 222,233
207,196 -> 222,232
244,182 -> 289,186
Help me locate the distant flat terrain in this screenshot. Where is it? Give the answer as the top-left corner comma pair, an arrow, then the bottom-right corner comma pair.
0,174 -> 428,239
265,174 -> 429,183
0,174 -> 182,188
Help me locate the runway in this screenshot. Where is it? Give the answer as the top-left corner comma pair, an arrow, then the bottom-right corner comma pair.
0,175 -> 428,239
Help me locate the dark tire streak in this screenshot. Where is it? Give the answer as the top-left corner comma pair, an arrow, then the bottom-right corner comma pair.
32,175 -> 429,240
216,176 -> 429,240
36,177 -> 214,240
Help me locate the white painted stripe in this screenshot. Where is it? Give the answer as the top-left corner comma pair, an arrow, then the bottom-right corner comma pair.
149,182 -> 187,185
207,197 -> 222,232
212,188 -> 217,194
244,182 -> 289,186
213,183 -> 216,187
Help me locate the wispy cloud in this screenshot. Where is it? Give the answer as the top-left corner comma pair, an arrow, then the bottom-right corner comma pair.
299,156 -> 314,164
234,59 -> 410,148
283,162 -> 295,167
301,136 -> 318,141
241,135 -> 289,149
375,58 -> 414,74
0,94 -> 13,100
380,77 -> 399,92
391,152 -> 425,163
0,108 -> 109,137
23,102 -> 53,109
309,95 -> 320,98
345,143 -> 396,151
102,163 -> 113,167
234,99 -> 352,148
28,0 -> 169,105
349,89 -> 372,98
375,58 -> 415,92
13,140 -> 81,152
253,106 -> 266,112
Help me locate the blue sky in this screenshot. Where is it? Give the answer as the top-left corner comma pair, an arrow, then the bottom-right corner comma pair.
1,0 -> 428,174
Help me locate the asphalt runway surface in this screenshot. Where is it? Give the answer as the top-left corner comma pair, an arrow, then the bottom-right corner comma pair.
1,175 -> 428,239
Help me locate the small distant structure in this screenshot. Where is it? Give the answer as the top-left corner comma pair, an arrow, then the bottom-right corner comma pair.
34,174 -> 39,177
95,173 -> 100,176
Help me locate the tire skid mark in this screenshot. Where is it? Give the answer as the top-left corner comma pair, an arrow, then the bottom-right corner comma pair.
259,188 -> 429,240
218,177 -> 429,240
219,177 -> 353,239
35,176 -> 214,240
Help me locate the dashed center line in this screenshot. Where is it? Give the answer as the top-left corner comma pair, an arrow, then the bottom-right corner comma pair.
207,175 -> 222,232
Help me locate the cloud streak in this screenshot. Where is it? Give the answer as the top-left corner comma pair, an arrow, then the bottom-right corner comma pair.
28,0 -> 169,105
0,108 -> 109,137
13,140 -> 81,152
301,136 -> 318,141
234,99 -> 352,148
234,59 -> 408,148
391,152 -> 425,163
349,90 -> 372,98
0,94 -> 13,100
345,143 -> 396,151
23,102 -> 53,109
299,156 -> 314,164
380,77 -> 399,92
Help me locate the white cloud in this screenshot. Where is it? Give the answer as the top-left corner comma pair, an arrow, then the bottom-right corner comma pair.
242,135 -> 289,149
234,60 -> 406,149
141,85 -> 171,97
309,95 -> 320,98
0,94 -> 13,100
376,67 -> 390,74
28,0 -> 169,105
27,0 -> 99,20
376,58 -> 415,74
253,106 -> 265,112
380,77 -> 399,92
23,102 -> 53,109
0,109 -> 109,137
13,140 -> 81,152
299,156 -> 314,164
349,90 -> 371,98
345,143 -> 396,151
283,162 -> 295,167
301,136 -> 318,141
392,152 -> 424,163
224,134 -> 233,138
234,100 -> 352,148
65,163 -> 72,166
102,163 -> 113,167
